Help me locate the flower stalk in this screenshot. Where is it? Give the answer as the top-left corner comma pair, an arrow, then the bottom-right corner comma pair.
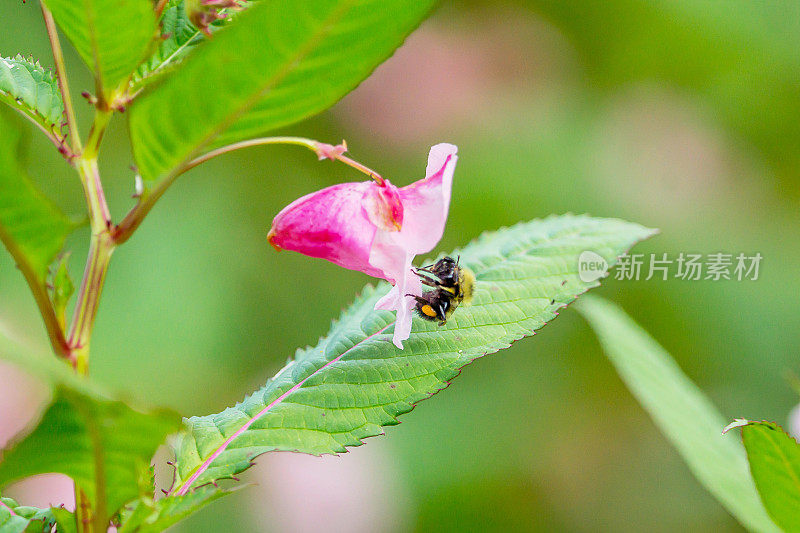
112,136 -> 382,244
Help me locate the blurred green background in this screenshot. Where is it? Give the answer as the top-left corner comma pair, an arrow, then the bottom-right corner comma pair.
2,1 -> 800,531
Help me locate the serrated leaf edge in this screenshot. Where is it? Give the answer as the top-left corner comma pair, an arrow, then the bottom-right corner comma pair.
170,216 -> 656,494
0,55 -> 66,145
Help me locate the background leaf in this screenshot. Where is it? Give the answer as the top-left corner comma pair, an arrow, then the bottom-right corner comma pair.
118,486 -> 238,533
741,421 -> 800,532
0,496 -> 59,533
42,0 -> 156,94
0,110 -> 72,284
169,215 -> 654,492
0,387 -> 181,526
129,0 -> 436,183
0,55 -> 64,143
130,0 -> 200,90
130,0 -> 239,92
575,296 -> 780,533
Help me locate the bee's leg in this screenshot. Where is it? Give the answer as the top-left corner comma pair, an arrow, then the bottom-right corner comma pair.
434,299 -> 450,324
406,292 -> 449,322
406,293 -> 440,321
411,268 -> 444,288
420,276 -> 441,288
405,294 -> 427,305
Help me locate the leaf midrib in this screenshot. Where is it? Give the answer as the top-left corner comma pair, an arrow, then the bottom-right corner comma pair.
173,317 -> 392,494
83,0 -> 106,91
177,281 -> 578,479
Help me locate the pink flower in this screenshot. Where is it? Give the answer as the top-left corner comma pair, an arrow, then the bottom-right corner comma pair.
268,143 -> 458,348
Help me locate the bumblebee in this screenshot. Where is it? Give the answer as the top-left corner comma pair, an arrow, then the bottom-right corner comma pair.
408,256 -> 475,325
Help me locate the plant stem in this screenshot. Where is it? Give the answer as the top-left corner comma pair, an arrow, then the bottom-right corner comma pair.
67,230 -> 114,374
42,9 -> 99,528
67,109 -> 114,532
182,137 -> 383,183
112,137 -> 381,244
181,136 -> 322,172
41,3 -> 82,154
68,166 -> 115,532
67,110 -> 114,371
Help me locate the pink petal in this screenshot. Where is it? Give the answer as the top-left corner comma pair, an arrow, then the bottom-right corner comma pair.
374,250 -> 421,348
363,180 -> 404,231
268,143 -> 458,350
397,143 -> 457,253
269,182 -> 393,279
370,143 -> 458,347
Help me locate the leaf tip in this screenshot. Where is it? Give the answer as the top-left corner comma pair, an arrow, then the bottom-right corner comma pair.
722,418 -> 751,435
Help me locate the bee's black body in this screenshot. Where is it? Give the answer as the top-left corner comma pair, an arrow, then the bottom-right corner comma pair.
408,256 -> 475,325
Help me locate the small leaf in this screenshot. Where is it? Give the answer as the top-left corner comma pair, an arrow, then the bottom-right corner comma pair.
741,421 -> 800,532
130,0 -> 239,91
49,506 -> 77,533
42,0 -> 156,94
51,254 -> 74,331
50,507 -> 78,533
129,0 -> 437,183
169,215 -> 655,492
0,110 -> 73,283
575,296 -> 780,533
0,387 -> 182,526
0,56 -> 65,143
0,496 -> 59,533
118,486 -> 238,533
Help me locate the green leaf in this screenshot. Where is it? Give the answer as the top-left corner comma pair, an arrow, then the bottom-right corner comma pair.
0,329 -> 97,400
0,56 -> 65,143
740,421 -> 800,532
51,253 -> 74,331
118,486 -> 238,533
49,507 -> 76,533
169,215 -> 655,492
0,110 -> 73,283
0,496 -> 59,533
130,0 -> 239,91
131,0 -> 200,90
575,296 -> 780,533
129,0 -> 436,183
0,110 -> 74,353
42,0 -> 156,94
0,388 -> 182,527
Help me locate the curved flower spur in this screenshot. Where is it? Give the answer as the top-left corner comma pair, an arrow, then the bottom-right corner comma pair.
268,143 -> 458,348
